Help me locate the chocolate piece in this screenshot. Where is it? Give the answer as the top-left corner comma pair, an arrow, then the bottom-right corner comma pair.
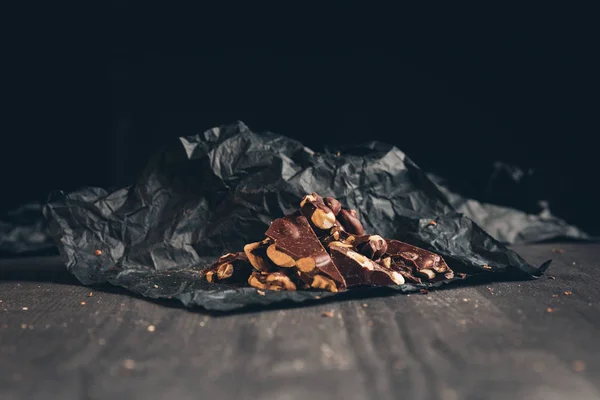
337,208 -> 365,235
387,258 -> 423,284
385,240 -> 450,272
385,239 -> 453,282
299,193 -> 337,232
248,271 -> 297,291
329,245 -> 404,287
203,252 -> 254,283
265,214 -> 346,290
353,235 -> 388,259
324,197 -> 342,216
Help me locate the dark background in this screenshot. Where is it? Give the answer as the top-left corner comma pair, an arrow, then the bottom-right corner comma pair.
2,6 -> 599,235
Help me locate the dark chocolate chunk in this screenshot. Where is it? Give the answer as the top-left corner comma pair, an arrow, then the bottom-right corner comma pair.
265,214 -> 346,289
385,239 -> 453,282
329,245 -> 404,287
203,252 -> 254,283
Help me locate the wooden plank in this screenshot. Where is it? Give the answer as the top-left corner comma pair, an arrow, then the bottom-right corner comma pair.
0,243 -> 599,399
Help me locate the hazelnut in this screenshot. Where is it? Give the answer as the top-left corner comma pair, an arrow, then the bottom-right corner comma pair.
311,275 -> 339,293
243,241 -> 272,272
324,197 -> 341,216
265,272 -> 297,291
205,271 -> 215,282
400,252 -> 419,261
337,209 -> 364,235
357,235 -> 388,259
381,257 -> 392,269
266,244 -> 296,268
327,241 -> 353,248
311,207 -> 336,230
216,263 -> 234,280
296,257 -> 316,273
416,269 -> 436,280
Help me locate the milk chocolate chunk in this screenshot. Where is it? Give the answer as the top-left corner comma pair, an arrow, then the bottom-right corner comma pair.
203,252 -> 253,283
330,245 -> 404,287
265,214 -> 346,289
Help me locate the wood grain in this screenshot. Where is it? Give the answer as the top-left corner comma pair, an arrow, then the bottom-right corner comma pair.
1,243 -> 599,400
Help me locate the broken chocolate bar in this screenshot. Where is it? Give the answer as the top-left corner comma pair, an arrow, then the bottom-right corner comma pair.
203,252 -> 254,283
329,245 -> 404,287
265,213 -> 346,290
385,239 -> 454,282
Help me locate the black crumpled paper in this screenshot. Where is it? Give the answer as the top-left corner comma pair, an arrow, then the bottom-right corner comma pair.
0,203 -> 56,257
427,174 -> 593,244
43,121 -> 552,311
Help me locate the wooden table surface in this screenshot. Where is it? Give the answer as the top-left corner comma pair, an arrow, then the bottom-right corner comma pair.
1,243 -> 599,400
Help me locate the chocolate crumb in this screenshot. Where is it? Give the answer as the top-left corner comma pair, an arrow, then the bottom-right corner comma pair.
362,303 -> 368,308
546,307 -> 554,313
147,325 -> 156,332
552,294 -> 559,298
564,291 -> 572,296
552,248 -> 565,254
22,307 -> 28,311
257,290 -> 266,296
483,265 -> 492,270
153,284 -> 158,289
122,359 -> 136,370
321,310 -> 335,318
419,289 -> 429,294
88,292 -> 93,297
80,301 -> 86,305
549,276 -> 556,280
94,250 -> 102,256
428,220 -> 437,226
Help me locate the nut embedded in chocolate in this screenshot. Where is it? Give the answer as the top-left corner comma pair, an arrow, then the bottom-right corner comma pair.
243,240 -> 274,272
266,214 -> 346,289
337,209 -> 364,235
266,244 -> 296,267
248,271 -> 297,291
330,245 -> 403,287
324,197 -> 342,216
355,235 -> 388,259
310,275 -> 338,293
300,195 -> 336,230
203,252 -> 253,284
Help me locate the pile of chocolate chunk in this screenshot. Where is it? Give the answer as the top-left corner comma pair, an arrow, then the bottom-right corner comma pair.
202,193 -> 455,292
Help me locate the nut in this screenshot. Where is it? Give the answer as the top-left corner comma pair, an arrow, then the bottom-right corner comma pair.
416,269 -> 436,280
218,253 -> 235,261
216,263 -> 234,280
296,257 -> 316,273
324,197 -> 342,216
328,241 -> 353,248
381,257 -> 392,269
300,193 -> 323,207
337,209 -> 364,235
205,271 -> 215,282
265,272 -> 297,291
244,241 -> 272,272
357,235 -> 388,259
248,272 -> 268,289
311,207 -> 336,230
311,275 -> 338,293
400,251 -> 419,261
390,271 -> 405,285
266,244 -> 296,267
344,235 -> 356,244
346,250 -> 373,269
